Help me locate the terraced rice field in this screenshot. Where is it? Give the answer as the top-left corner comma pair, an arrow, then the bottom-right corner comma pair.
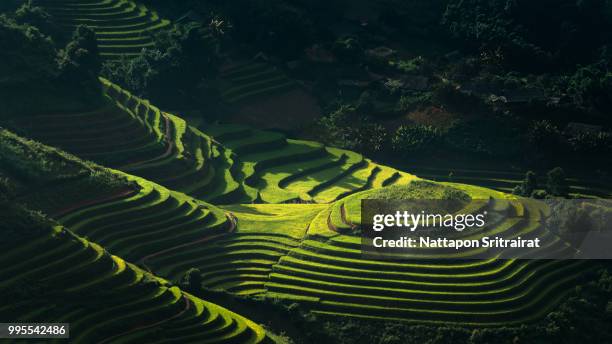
12,79 -> 418,206
12,79 -> 258,204
0,201 -> 267,343
220,62 -> 297,104
34,0 -> 170,59
4,79 -> 600,330
205,123 -> 418,204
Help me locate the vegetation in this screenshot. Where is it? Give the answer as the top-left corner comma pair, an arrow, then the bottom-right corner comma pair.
1,0 -> 611,343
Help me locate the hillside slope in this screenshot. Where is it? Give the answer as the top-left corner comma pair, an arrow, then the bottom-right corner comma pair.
34,0 -> 170,59
0,198 -> 268,343
7,79 -> 419,205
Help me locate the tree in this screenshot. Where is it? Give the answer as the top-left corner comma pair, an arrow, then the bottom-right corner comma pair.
14,1 -> 61,40
442,0 -> 611,71
57,25 -> 101,78
546,167 -> 569,197
102,22 -> 221,107
513,170 -> 538,197
181,268 -> 203,293
55,25 -> 102,100
0,15 -> 57,86
526,120 -> 564,155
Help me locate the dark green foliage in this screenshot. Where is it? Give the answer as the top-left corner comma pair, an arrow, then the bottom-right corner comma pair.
444,118 -> 521,158
396,91 -> 432,112
566,61 -> 612,112
0,0 -> 21,12
546,167 -> 569,197
315,105 -> 388,155
0,15 -> 57,86
513,171 -> 538,197
568,131 -> 612,155
379,0 -> 447,37
526,120 -> 564,154
57,26 -> 101,88
442,0 -> 612,71
101,51 -> 160,97
14,1 -> 61,40
391,125 -> 440,156
181,268 -> 203,294
332,36 -> 364,64
214,0 -> 318,59
0,129 -> 128,191
0,10 -> 103,117
0,198 -> 54,244
432,83 -> 485,114
101,23 -> 220,107
0,175 -> 16,200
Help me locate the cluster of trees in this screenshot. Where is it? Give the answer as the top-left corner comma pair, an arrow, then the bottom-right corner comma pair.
101,22 -> 222,108
143,0 -> 346,59
442,0 -> 612,72
313,102 -> 522,161
513,168 -> 570,198
527,120 -> 612,159
1,3 -> 103,117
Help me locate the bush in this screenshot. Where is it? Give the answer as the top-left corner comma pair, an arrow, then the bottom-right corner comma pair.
396,92 -> 432,112
315,105 -> 388,155
513,171 -> 538,197
546,167 -> 569,197
391,125 -> 441,156
180,268 -> 203,294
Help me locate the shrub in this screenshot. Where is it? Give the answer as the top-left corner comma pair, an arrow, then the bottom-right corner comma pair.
180,268 -> 203,294
396,92 -> 432,112
315,105 -> 388,155
391,125 -> 441,156
546,167 -> 569,197
389,56 -> 426,74
513,171 -> 538,197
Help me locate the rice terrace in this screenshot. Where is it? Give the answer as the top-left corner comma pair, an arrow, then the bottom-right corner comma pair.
1,0 -> 612,343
